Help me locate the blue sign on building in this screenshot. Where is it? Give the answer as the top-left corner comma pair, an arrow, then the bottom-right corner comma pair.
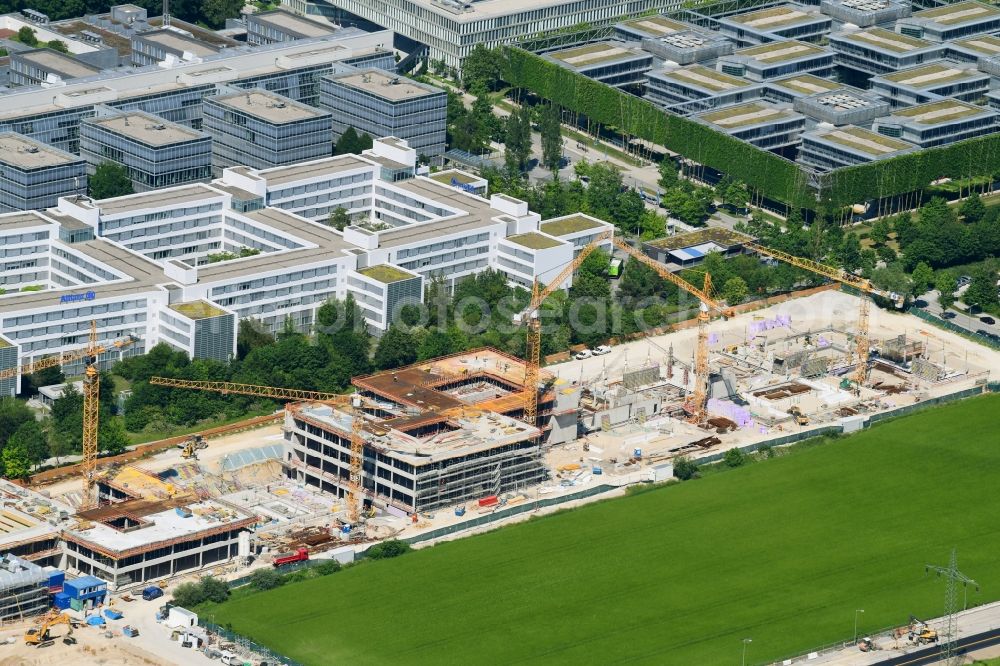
60,291 -> 96,304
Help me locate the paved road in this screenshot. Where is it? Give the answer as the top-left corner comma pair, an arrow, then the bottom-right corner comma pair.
918,290 -> 997,336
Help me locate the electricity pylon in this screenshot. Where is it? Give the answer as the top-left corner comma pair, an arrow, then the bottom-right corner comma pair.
926,548 -> 979,665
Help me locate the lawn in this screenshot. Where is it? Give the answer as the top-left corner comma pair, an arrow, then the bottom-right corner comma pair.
213,395 -> 1000,665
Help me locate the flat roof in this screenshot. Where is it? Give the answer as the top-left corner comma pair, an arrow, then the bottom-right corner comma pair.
618,16 -> 690,37
252,10 -> 337,37
0,133 -> 81,169
86,112 -> 205,146
646,227 -> 750,250
258,155 -> 372,187
548,42 -> 646,68
209,89 -> 330,123
726,4 -> 825,29
659,64 -> 750,92
810,126 -> 913,156
769,73 -> 841,95
14,49 -> 101,79
70,499 -> 252,555
734,40 -> 827,63
950,35 -> 1000,55
357,264 -> 417,283
837,27 -> 933,53
912,1 -> 1000,26
135,29 -> 220,57
429,170 -> 482,185
170,301 -> 228,319
0,31 -> 388,121
0,337 -> 11,349
698,102 -> 797,129
327,69 -> 443,101
96,183 -> 223,216
879,61 -> 980,88
890,99 -> 989,124
540,214 -> 606,236
506,232 -> 563,250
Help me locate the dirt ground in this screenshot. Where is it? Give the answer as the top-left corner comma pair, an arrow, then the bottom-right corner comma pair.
0,631 -> 170,666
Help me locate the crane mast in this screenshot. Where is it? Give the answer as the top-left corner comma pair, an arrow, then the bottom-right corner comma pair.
149,377 -> 370,523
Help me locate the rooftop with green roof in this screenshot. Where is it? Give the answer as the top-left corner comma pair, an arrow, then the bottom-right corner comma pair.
913,0 -> 1000,25
661,65 -> 750,91
814,126 -> 914,156
540,215 -> 605,236
646,227 -> 750,250
842,27 -> 931,52
620,16 -> 688,36
698,102 -> 796,129
727,4 -> 823,28
891,99 -> 987,124
950,34 -> 1000,55
770,74 -> 840,95
880,62 -> 980,87
358,264 -> 416,283
548,42 -> 644,68
506,232 -> 564,250
170,301 -> 228,320
429,170 -> 481,185
736,40 -> 826,63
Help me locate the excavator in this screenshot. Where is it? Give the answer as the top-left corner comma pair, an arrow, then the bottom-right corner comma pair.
180,434 -> 208,460
907,615 -> 939,645
24,610 -> 74,646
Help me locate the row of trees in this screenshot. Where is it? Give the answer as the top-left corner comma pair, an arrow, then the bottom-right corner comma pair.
0,0 -> 242,29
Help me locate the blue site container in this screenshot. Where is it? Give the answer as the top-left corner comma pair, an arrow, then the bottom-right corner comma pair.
46,570 -> 65,588
53,592 -> 71,610
63,576 -> 108,605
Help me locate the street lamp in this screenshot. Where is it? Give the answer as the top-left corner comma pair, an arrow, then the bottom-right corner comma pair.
741,638 -> 752,666
854,609 -> 865,643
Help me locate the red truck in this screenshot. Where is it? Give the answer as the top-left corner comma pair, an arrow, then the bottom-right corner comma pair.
272,547 -> 309,567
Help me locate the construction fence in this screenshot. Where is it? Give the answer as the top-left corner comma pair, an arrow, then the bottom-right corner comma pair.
199,618 -> 308,666
908,307 -> 1000,351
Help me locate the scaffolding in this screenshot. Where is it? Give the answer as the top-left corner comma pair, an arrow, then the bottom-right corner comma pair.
0,554 -> 50,621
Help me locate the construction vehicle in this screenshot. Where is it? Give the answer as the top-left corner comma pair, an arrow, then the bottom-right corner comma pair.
273,547 -> 309,567
179,435 -> 206,460
908,615 -> 939,645
0,322 -> 138,508
787,406 -> 809,426
739,235 -> 905,394
24,611 -> 73,646
148,377 -> 374,523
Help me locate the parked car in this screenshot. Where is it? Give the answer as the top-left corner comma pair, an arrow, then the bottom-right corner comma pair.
958,275 -> 973,287
592,345 -> 612,355
980,316 -> 996,325
141,586 -> 163,601
912,299 -> 928,308
940,311 -> 957,320
574,349 -> 592,360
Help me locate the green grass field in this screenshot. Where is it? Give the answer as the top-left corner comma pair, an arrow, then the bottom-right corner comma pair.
213,395 -> 1000,665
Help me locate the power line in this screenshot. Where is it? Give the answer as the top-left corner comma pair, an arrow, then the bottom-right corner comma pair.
925,548 -> 979,665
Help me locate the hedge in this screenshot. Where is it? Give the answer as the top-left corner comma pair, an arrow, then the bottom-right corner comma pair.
500,46 -> 814,208
500,46 -> 1000,212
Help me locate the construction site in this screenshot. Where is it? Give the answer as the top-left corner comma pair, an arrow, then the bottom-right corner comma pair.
0,225 -> 997,665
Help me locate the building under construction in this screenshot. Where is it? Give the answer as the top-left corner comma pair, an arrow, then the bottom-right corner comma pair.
284,349 -> 581,514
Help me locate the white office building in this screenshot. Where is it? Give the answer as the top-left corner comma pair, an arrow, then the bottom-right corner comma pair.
0,138 -> 614,393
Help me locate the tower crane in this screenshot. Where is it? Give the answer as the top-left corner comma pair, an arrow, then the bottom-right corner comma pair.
0,322 -> 138,507
739,240 -> 905,392
147,377 -> 373,523
513,233 -> 733,428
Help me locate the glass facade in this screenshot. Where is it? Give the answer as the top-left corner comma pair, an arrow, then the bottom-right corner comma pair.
80,119 -> 212,192
0,157 -> 88,213
203,96 -> 334,173
320,75 -> 446,159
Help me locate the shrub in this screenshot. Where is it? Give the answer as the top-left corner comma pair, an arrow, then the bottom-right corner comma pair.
199,576 -> 230,604
249,568 -> 284,591
757,444 -> 775,459
673,456 -> 699,481
171,581 -> 206,608
367,539 -> 412,560
314,560 -> 342,576
724,448 -> 747,468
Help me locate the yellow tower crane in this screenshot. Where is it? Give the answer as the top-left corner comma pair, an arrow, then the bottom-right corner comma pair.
610,239 -> 733,425
740,241 -> 905,392
147,377 -> 373,523
0,322 -> 137,507
514,233 -> 733,428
